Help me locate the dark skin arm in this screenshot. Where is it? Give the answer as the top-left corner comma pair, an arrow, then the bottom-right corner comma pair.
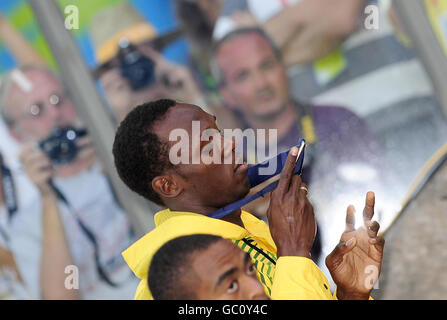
266,146 -> 316,258
326,192 -> 385,300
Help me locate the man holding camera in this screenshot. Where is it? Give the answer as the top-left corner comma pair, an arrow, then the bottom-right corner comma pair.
90,2 -> 207,123
0,66 -> 139,299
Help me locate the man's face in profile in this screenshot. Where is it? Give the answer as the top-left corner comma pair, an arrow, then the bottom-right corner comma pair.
153,103 -> 251,208
216,33 -> 290,121
189,238 -> 269,300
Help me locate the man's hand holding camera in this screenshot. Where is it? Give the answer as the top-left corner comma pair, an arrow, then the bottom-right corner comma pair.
19,145 -> 53,196
20,132 -> 97,195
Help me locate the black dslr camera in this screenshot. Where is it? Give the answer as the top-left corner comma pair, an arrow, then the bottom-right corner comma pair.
117,38 -> 156,90
39,127 -> 87,165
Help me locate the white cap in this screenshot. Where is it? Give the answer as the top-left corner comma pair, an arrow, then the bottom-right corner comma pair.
212,15 -> 239,41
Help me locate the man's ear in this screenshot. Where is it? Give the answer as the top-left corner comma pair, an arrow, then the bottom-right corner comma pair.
152,175 -> 183,200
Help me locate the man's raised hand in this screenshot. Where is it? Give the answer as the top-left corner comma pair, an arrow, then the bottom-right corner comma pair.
325,191 -> 385,300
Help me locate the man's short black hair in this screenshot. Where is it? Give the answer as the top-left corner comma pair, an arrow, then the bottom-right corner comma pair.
148,234 -> 222,300
113,99 -> 177,206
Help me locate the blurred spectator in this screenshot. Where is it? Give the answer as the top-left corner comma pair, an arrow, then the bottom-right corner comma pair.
89,2 -> 207,122
173,0 -> 366,129
0,13 -> 47,173
0,66 -> 138,299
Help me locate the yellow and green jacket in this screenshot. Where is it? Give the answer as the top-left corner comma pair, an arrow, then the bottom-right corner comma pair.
122,209 -> 335,300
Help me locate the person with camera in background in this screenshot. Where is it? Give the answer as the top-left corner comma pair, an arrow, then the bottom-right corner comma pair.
89,2 -> 208,123
0,66 -> 139,299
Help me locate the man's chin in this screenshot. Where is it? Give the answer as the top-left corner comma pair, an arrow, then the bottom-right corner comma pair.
220,179 -> 251,208
235,177 -> 251,201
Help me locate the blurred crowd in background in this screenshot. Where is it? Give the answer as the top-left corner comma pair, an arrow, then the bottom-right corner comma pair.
0,0 -> 447,299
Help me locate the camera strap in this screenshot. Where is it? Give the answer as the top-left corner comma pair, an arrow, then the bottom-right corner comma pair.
208,140 -> 306,219
48,180 -> 119,288
0,158 -> 18,221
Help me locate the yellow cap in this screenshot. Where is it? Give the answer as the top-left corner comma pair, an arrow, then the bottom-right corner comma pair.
89,2 -> 158,64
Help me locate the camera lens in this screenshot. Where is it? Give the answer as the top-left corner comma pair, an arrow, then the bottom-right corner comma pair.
117,42 -> 156,90
66,129 -> 76,140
